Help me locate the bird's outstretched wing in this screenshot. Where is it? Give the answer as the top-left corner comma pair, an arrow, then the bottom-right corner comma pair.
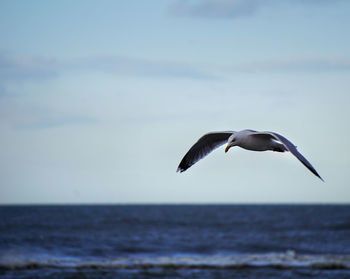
252,131 -> 323,181
177,131 -> 234,173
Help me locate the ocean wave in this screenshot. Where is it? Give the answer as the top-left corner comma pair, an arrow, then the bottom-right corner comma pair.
1,251 -> 350,271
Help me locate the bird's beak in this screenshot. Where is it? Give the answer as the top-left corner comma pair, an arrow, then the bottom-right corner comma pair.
225,144 -> 231,153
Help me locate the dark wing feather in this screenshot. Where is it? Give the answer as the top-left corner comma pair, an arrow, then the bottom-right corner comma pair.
267,132 -> 323,181
177,131 -> 233,173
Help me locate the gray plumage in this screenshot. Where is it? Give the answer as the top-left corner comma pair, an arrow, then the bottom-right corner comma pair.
177,129 -> 323,181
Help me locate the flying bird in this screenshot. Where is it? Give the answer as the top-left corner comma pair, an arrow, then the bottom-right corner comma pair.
177,129 -> 323,181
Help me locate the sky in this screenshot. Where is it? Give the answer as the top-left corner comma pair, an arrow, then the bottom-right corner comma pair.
1,0 -> 350,204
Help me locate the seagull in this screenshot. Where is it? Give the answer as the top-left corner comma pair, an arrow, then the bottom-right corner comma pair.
177,129 -> 323,181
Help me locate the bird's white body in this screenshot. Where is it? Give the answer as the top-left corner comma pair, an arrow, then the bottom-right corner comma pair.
227,130 -> 286,152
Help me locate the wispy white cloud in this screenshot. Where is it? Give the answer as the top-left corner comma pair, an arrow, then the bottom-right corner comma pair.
16,114 -> 97,130
69,56 -> 215,79
229,56 -> 350,73
0,101 -> 97,130
169,0 -> 262,19
1,52 -> 349,88
169,0 -> 344,19
0,53 -> 58,80
0,52 -> 215,81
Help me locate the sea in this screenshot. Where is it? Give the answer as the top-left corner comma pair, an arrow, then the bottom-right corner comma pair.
0,205 -> 349,279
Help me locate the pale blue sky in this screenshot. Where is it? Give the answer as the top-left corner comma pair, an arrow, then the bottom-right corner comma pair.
1,0 -> 350,204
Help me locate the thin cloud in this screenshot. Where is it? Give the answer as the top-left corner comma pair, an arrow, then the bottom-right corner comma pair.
18,115 -> 97,130
69,56 -> 215,79
169,0 -> 262,19
0,102 -> 97,130
0,53 -> 58,80
169,0 -> 344,19
0,52 -> 215,81
230,56 -> 350,73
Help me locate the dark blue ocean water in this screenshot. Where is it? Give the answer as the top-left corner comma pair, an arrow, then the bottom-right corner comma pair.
0,205 -> 349,279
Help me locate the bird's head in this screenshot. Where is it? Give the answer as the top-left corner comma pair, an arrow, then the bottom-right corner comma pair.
225,134 -> 236,153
